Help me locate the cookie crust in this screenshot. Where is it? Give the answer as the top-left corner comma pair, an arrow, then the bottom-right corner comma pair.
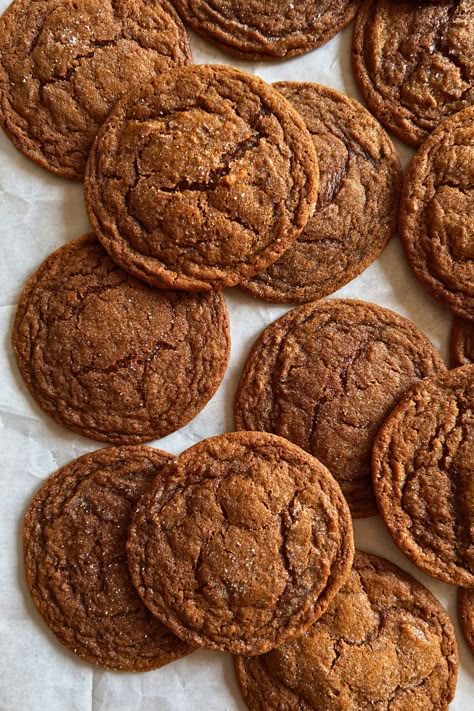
458,588 -> 474,657
451,317 -> 474,367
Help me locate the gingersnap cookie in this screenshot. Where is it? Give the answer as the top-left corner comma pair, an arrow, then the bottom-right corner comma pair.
234,299 -> 445,518
240,82 -> 402,303
127,431 -> 354,655
12,234 -> 230,444
0,0 -> 192,180
85,64 -> 319,291
458,588 -> 474,657
235,550 -> 459,711
171,0 -> 361,60
24,445 -> 194,671
451,317 -> 474,367
399,107 -> 474,320
352,0 -> 474,147
373,365 -> 474,587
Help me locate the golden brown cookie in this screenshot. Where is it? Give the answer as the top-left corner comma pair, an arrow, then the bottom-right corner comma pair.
451,317 -> 474,367
400,107 -> 474,320
458,588 -> 474,657
171,0 -> 361,60
12,234 -> 230,444
85,64 -> 319,291
127,431 -> 354,655
352,0 -> 474,147
234,299 -> 445,518
236,550 -> 459,710
24,445 -> 194,671
372,365 -> 474,586
240,82 -> 402,303
0,0 -> 192,179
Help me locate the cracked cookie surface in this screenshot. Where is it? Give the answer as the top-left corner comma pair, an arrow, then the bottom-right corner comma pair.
0,0 -> 192,179
451,317 -> 474,366
24,445 -> 194,671
458,588 -> 474,657
171,0 -> 361,60
127,431 -> 354,655
240,82 -> 401,303
400,107 -> 474,320
12,233 -> 230,443
235,550 -> 458,711
372,365 -> 474,586
352,0 -> 474,147
85,64 -> 319,291
234,299 -> 445,518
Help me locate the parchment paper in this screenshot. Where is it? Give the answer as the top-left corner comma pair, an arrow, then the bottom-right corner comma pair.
0,9 -> 472,710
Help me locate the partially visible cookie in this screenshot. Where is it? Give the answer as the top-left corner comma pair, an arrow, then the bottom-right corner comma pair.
234,299 -> 445,518
399,106 -> 474,320
12,234 -> 230,444
24,445 -> 194,671
127,431 -> 354,655
85,64 -> 319,291
352,0 -> 474,146
171,0 -> 361,60
373,366 -> 474,587
236,550 -> 458,710
0,0 -> 192,179
458,588 -> 474,657
450,317 -> 474,367
240,82 -> 402,303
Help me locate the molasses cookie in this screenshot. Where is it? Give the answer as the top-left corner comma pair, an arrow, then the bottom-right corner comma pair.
236,550 -> 459,711
12,234 -> 230,443
234,299 -> 445,518
458,588 -> 474,657
373,365 -> 474,587
0,0 -> 192,179
240,82 -> 401,303
451,317 -> 474,367
171,0 -> 361,60
24,445 -> 194,671
352,0 -> 474,146
400,107 -> 474,320
85,64 -> 319,291
127,431 -> 354,655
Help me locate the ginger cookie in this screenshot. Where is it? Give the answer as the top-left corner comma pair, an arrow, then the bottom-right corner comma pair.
451,317 -> 474,367
373,365 -> 474,587
235,550 -> 459,711
400,107 -> 474,320
85,64 -> 319,291
234,299 -> 445,518
0,0 -> 192,179
240,82 -> 402,303
352,0 -> 474,147
12,234 -> 230,444
24,445 -> 194,671
458,588 -> 474,657
127,431 -> 354,655
170,0 -> 361,60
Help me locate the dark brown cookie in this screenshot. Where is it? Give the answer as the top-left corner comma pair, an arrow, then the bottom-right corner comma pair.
127,431 -> 354,655
399,107 -> 474,320
458,588 -> 474,657
0,0 -> 192,180
85,64 -> 319,291
234,299 -> 445,518
240,82 -> 402,303
352,0 -> 474,147
236,550 -> 458,710
24,445 -> 194,671
171,0 -> 361,60
451,317 -> 474,367
372,365 -> 474,587
12,234 -> 230,444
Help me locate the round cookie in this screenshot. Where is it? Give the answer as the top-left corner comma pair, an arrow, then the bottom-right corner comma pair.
352,0 -> 474,147
372,365 -> 474,587
127,431 -> 354,655
24,445 -> 194,671
399,107 -> 474,320
171,0 -> 361,60
240,82 -> 402,303
451,317 -> 474,367
0,0 -> 192,179
235,550 -> 459,710
12,234 -> 230,444
234,299 -> 445,518
85,64 -> 319,291
458,588 -> 474,657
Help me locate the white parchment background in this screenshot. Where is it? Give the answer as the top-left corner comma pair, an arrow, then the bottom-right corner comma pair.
0,7 -> 473,710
